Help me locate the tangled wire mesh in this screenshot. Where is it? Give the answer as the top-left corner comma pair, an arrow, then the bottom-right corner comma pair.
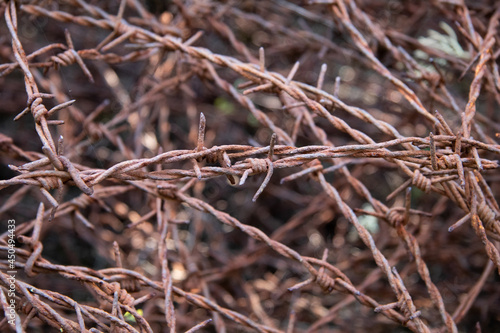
0,0 -> 499,332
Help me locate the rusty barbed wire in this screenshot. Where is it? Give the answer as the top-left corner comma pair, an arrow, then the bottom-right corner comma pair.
1,0 -> 500,332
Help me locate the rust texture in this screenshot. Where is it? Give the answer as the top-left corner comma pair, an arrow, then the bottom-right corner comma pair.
0,0 -> 499,332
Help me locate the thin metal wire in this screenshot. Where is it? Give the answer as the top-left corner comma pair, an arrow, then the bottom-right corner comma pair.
1,1 -> 499,332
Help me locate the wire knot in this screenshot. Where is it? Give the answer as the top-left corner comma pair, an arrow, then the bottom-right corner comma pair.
50,29 -> 94,82
204,150 -> 219,164
31,97 -> 48,123
116,21 -> 134,36
315,268 -> 335,293
116,287 -> 135,307
248,158 -> 269,173
102,282 -> 135,307
238,158 -> 274,202
437,154 -> 456,169
412,170 -> 431,193
51,48 -> 78,67
386,208 -> 404,226
202,150 -> 236,184
120,279 -> 142,293
239,158 -> 269,186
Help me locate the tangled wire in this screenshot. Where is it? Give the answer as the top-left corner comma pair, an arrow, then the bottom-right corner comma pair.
0,0 -> 499,332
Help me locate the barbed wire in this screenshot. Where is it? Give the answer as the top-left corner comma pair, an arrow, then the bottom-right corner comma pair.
1,0 -> 499,332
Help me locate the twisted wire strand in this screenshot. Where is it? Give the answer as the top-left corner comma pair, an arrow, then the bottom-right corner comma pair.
1,1 -> 500,332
